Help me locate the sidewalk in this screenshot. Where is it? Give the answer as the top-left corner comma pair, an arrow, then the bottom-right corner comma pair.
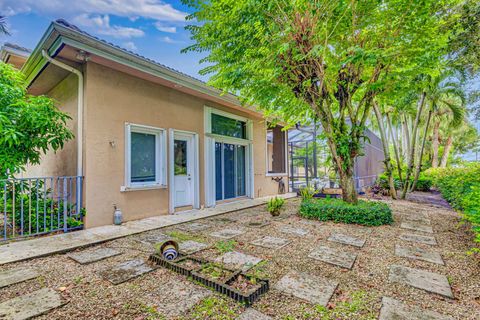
0,193 -> 296,265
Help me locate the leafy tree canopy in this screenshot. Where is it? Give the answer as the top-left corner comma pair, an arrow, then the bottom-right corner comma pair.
183,0 -> 459,202
0,62 -> 73,178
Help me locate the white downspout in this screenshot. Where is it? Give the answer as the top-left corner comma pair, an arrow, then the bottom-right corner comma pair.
41,50 -> 84,209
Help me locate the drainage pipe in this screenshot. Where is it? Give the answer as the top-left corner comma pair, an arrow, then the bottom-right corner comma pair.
41,50 -> 84,211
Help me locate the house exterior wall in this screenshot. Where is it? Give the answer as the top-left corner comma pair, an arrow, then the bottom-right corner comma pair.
20,73 -> 78,178
83,62 -> 285,228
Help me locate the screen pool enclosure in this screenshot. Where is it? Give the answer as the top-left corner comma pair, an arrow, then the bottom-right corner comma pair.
287,122 -> 385,192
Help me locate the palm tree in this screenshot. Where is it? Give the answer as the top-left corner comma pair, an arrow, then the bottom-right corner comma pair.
0,16 -> 10,35
410,70 -> 466,190
431,95 -> 466,167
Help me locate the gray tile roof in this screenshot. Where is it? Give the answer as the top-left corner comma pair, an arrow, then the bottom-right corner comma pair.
2,42 -> 31,53
54,19 -> 206,84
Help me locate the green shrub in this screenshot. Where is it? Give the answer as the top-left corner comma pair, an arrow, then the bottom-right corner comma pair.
266,197 -> 285,216
376,173 -> 432,192
299,198 -> 393,226
424,164 -> 480,249
299,186 -> 317,201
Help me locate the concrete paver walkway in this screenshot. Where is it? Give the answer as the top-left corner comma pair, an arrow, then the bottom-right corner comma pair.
0,193 -> 295,265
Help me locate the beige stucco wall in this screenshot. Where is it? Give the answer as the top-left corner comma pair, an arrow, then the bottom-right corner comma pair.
81,62 -> 286,228
21,73 -> 78,178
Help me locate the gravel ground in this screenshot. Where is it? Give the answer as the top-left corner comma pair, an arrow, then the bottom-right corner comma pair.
0,195 -> 479,319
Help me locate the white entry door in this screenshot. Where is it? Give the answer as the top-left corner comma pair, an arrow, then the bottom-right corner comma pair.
173,133 -> 195,208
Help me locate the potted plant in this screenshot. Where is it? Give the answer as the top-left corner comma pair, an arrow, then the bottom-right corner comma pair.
266,197 -> 285,217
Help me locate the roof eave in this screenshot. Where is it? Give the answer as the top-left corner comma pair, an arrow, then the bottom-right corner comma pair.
22,21 -> 253,112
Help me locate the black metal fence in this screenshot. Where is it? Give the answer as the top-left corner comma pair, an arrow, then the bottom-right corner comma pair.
1,176 -> 84,242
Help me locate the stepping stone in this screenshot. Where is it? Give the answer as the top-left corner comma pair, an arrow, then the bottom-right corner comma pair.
238,308 -> 272,320
0,288 -> 65,320
403,215 -> 431,225
213,216 -> 239,223
137,233 -> 170,245
327,233 -> 366,248
400,221 -> 433,234
400,233 -> 437,246
379,297 -> 453,320
274,270 -> 337,306
146,274 -> 212,317
215,251 -> 262,271
251,236 -> 291,250
308,245 -> 357,269
0,268 -> 38,289
67,248 -> 121,265
245,221 -> 271,228
177,222 -> 210,232
388,265 -> 453,298
179,240 -> 209,254
404,211 -> 429,219
210,228 -> 245,239
279,225 -> 309,237
395,245 -> 444,265
101,259 -> 155,285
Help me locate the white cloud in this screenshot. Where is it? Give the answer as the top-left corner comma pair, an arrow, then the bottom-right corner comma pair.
154,22 -> 176,33
122,41 -> 138,51
72,14 -> 144,38
159,36 -> 182,44
1,0 -> 187,21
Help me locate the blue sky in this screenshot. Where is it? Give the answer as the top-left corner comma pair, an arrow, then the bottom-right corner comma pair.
1,0 -> 479,160
0,0 -> 208,80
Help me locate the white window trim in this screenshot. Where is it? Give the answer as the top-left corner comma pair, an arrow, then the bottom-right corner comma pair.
122,123 -> 167,191
265,124 -> 289,176
204,106 -> 253,141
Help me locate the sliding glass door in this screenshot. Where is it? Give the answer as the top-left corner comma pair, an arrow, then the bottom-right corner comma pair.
215,142 -> 246,201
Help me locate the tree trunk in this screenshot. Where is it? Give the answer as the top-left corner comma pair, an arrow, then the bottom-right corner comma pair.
401,92 -> 427,199
402,114 -> 411,163
320,122 -> 359,204
432,120 -> 440,168
411,109 -> 432,191
387,113 -> 403,183
373,102 -> 397,199
440,136 -> 453,167
338,168 -> 357,203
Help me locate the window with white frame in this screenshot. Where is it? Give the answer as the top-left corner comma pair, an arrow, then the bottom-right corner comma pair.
125,124 -> 166,188
267,124 -> 287,175
205,107 -> 252,140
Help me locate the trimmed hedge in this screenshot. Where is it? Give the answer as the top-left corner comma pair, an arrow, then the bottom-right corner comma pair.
424,164 -> 480,248
299,198 -> 393,226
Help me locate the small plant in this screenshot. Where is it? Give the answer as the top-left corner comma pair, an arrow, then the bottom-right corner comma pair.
313,290 -> 377,320
215,240 -> 237,254
189,296 -> 238,320
246,260 -> 270,282
198,262 -> 233,282
299,186 -> 317,201
267,197 -> 285,216
227,274 -> 261,294
166,230 -> 203,242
